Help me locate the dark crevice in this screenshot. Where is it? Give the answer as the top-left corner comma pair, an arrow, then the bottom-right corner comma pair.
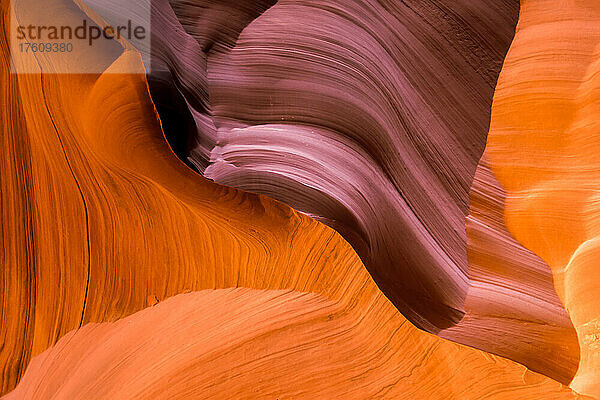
39,73 -> 92,329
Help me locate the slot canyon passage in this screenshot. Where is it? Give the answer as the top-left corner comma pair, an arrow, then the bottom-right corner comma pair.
1,0 -> 598,398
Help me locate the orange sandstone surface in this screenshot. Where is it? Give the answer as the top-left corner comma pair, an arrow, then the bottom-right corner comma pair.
2,289 -> 586,399
0,0 -> 590,398
443,156 -> 580,384
485,0 -> 600,398
1,0 -> 376,392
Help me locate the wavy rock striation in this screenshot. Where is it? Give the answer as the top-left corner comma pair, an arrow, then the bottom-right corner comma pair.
148,0 -> 522,333
3,289 -> 583,400
2,17 -> 583,393
144,0 -> 580,383
442,157 -> 580,383
485,1 -> 600,397
2,0 -> 371,392
1,0 -> 588,397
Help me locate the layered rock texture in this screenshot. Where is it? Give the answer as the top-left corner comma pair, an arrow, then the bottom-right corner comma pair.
146,0 -> 581,385
1,0 -> 596,398
485,1 -> 600,397
1,289 -> 584,400
150,0 -> 522,335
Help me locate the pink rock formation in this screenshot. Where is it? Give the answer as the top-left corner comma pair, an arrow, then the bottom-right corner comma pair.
145,0 -> 579,382
146,0 -> 522,333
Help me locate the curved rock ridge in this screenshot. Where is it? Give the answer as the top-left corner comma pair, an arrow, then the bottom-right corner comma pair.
1,0 -> 586,397
2,0 -> 371,393
143,0 -> 580,382
2,289 -> 584,400
484,1 -> 600,397
441,156 -> 580,384
148,0 -> 521,334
